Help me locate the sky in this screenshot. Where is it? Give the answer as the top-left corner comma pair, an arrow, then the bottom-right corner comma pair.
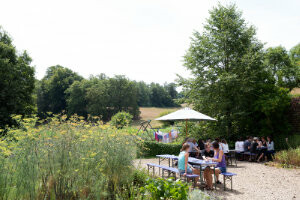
1,0 -> 300,84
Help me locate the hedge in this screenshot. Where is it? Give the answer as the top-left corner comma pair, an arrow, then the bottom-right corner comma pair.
138,141 -> 182,158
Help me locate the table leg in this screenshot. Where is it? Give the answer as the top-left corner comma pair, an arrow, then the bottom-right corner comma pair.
214,166 -> 216,190
159,157 -> 161,176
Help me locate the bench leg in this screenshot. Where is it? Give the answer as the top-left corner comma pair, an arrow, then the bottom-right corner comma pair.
231,176 -> 233,191
223,175 -> 226,190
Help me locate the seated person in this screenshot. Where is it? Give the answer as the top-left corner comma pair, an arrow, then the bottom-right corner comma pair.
178,143 -> 200,181
244,137 -> 252,152
202,143 -> 214,158
235,138 -> 244,160
249,137 -> 259,161
257,137 -> 267,162
235,138 -> 244,152
187,138 -> 200,158
203,142 -> 226,190
266,136 -> 275,161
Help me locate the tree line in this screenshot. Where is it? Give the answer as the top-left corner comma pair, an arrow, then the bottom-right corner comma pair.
0,27 -> 180,128
36,66 -> 180,121
179,4 -> 300,140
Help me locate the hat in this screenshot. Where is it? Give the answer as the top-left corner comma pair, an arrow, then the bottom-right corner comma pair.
253,137 -> 258,140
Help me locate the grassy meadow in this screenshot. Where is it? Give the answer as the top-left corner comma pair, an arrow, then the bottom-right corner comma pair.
132,107 -> 180,128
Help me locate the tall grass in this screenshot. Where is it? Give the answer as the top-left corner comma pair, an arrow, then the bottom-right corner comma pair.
0,115 -> 138,199
274,147 -> 300,168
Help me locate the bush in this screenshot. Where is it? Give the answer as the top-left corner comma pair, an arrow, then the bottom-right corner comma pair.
140,178 -> 189,200
188,189 -> 217,200
274,147 -> 300,168
110,111 -> 133,129
138,141 -> 182,157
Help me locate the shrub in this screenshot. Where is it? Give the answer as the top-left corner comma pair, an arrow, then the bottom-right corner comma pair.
138,141 -> 182,158
274,147 -> 300,168
188,189 -> 217,200
110,111 -> 133,129
140,178 -> 189,200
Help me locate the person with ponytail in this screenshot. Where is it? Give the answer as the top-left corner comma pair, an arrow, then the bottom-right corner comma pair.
178,143 -> 200,179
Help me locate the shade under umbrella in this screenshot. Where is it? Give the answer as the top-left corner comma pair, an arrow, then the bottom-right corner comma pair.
155,107 -> 216,136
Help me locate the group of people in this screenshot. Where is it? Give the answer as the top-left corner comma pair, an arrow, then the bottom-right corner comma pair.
178,138 -> 228,190
235,136 -> 275,162
177,136 -> 275,190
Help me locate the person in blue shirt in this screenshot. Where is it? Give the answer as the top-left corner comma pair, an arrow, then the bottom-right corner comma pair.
178,143 -> 200,180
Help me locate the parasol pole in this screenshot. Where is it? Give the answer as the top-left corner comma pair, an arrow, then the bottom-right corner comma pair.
185,119 -> 188,137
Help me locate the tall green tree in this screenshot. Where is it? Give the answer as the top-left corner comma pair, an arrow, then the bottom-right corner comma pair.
179,4 -> 290,138
136,81 -> 151,107
264,46 -> 299,90
37,65 -> 82,116
0,27 -> 35,128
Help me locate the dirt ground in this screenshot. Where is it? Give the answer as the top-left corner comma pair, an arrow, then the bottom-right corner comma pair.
134,158 -> 300,200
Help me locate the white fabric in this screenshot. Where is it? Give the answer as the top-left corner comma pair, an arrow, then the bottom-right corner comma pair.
156,107 -> 216,121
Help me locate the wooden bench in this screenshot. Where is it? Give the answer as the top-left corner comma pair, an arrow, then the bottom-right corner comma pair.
221,172 -> 237,191
147,163 -> 199,187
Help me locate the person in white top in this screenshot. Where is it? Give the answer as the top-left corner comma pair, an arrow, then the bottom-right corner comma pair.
235,138 -> 244,160
266,136 -> 275,161
235,138 -> 244,152
221,139 -> 229,154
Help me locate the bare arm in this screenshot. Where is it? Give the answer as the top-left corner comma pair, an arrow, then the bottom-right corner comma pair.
184,152 -> 189,173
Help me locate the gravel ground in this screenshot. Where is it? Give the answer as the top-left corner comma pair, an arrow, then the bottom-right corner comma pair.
134,158 -> 300,200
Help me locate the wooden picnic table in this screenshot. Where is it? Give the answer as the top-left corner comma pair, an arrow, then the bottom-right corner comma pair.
156,154 -> 219,189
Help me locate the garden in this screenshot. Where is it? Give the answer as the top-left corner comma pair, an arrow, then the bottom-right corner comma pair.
1,2 -> 300,200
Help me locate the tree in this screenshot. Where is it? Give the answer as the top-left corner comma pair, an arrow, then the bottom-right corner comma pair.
37,65 -> 82,117
106,76 -> 139,119
65,80 -> 91,117
164,83 -> 178,99
179,4 -> 290,138
136,81 -> 151,107
264,46 -> 299,91
0,27 -> 35,128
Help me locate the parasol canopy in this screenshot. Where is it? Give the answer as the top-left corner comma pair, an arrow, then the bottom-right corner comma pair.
155,107 -> 216,136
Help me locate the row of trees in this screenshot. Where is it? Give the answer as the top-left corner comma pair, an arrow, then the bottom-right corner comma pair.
36,66 -> 179,121
180,4 -> 300,139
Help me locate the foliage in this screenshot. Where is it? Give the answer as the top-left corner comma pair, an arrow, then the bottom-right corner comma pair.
37,65 -> 83,117
110,111 -> 133,129
178,3 -> 291,140
149,83 -> 179,107
188,189 -> 217,200
0,115 -> 139,199
140,178 -> 189,200
66,75 -> 140,121
0,27 -> 35,129
264,46 -> 300,90
138,141 -> 182,158
273,147 -> 300,168
135,81 -> 180,108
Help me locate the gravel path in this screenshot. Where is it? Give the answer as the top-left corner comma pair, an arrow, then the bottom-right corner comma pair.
134,158 -> 300,200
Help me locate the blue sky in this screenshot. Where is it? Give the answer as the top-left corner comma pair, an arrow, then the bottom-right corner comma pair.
1,0 -> 299,83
